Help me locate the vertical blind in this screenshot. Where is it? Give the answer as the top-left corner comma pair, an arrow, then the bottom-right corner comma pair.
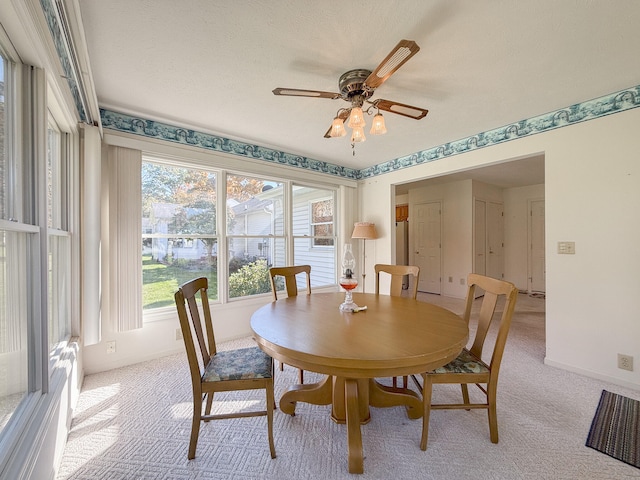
107,146 -> 142,332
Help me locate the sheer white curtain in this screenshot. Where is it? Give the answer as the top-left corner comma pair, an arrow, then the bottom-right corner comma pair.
106,146 -> 142,332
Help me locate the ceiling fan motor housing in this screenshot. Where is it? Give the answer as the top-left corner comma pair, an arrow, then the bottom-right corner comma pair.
339,69 -> 374,106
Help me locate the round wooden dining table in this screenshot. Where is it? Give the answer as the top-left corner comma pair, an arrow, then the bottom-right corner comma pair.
250,291 -> 468,474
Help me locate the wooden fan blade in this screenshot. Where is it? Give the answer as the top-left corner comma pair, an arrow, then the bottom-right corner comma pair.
364,40 -> 420,90
272,88 -> 341,99
324,109 -> 351,138
375,99 -> 428,120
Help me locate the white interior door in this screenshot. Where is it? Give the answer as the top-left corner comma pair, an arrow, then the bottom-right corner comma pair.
474,200 -> 486,275
529,199 -> 546,292
486,201 -> 504,280
414,202 -> 441,294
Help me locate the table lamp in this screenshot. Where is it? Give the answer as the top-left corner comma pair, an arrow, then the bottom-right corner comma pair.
351,222 -> 378,292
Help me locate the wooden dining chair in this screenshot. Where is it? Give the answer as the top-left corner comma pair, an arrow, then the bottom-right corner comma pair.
374,263 -> 420,388
268,265 -> 311,383
175,277 -> 276,460
374,264 -> 420,299
413,273 -> 518,450
268,265 -> 311,301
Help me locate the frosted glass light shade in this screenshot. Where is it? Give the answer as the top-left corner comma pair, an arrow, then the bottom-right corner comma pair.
347,107 -> 366,128
330,117 -> 347,137
369,113 -> 387,135
350,126 -> 366,143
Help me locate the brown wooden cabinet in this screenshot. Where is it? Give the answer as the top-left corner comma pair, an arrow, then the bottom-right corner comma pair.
396,204 -> 409,222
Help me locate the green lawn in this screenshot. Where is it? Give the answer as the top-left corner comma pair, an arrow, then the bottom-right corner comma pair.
142,255 -> 218,309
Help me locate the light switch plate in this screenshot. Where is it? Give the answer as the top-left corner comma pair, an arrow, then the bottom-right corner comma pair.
557,241 -> 575,254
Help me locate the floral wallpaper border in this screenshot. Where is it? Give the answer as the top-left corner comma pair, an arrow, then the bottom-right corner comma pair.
40,0 -> 89,123
101,85 -> 639,180
360,86 -> 639,179
100,109 -> 360,179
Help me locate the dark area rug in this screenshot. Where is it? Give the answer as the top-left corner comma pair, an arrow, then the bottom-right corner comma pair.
586,389 -> 640,469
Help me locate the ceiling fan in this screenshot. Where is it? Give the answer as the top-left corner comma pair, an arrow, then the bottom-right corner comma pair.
272,39 -> 429,148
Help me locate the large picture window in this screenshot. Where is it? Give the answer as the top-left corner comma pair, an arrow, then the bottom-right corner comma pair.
141,162 -> 339,308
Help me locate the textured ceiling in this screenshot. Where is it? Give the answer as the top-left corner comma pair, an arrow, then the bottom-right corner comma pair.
78,0 -> 640,177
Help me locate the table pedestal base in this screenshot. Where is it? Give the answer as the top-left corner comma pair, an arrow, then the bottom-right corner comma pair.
279,375 -> 422,474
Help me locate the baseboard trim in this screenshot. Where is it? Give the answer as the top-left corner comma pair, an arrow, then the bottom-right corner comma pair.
544,357 -> 640,391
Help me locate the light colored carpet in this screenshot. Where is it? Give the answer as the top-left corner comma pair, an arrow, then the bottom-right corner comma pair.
56,294 -> 640,479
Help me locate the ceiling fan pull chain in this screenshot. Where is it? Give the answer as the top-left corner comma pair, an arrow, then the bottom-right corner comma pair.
352,143 -> 356,156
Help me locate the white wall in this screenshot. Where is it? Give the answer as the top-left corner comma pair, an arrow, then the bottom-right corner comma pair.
360,108 -> 640,389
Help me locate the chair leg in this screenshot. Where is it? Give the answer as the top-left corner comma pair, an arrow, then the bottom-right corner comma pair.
420,374 -> 434,451
392,376 -> 409,389
266,380 -> 277,458
461,384 -> 470,410
487,384 -> 499,443
188,394 -> 203,459
204,392 -> 214,418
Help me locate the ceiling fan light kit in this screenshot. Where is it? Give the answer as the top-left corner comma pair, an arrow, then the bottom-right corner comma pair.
273,39 -> 429,153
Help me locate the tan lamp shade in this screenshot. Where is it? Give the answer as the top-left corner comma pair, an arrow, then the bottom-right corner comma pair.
351,222 -> 378,240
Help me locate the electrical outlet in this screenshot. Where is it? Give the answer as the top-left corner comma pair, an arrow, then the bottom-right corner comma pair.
459,278 -> 465,285
106,340 -> 116,354
448,276 -> 453,283
175,328 -> 183,341
618,354 -> 633,371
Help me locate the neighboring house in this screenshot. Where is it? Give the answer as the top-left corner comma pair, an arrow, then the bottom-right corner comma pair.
229,186 -> 336,287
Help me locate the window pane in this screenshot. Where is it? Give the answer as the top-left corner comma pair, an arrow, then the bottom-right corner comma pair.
142,162 -> 218,310
226,175 -> 284,299
47,114 -> 70,350
48,234 -> 70,349
46,121 -> 62,229
292,185 -> 336,285
0,54 -> 7,219
0,230 -> 29,434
